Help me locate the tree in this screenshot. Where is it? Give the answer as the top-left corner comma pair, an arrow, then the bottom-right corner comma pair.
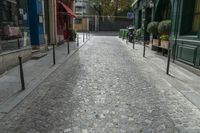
90,0 -> 135,16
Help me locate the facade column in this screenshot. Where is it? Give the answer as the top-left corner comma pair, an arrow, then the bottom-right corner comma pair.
49,0 -> 57,45
28,0 -> 46,49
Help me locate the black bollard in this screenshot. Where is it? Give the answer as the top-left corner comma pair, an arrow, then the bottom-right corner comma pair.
77,34 -> 79,47
67,38 -> 70,54
133,39 -> 135,49
18,56 -> 25,90
83,33 -> 85,42
53,44 -> 56,65
143,42 -> 146,57
166,49 -> 171,75
17,38 -> 20,49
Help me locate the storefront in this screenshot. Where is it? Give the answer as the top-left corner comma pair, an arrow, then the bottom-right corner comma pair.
57,0 -> 76,43
28,0 -> 46,49
0,0 -> 30,53
171,0 -> 200,69
132,0 -> 200,70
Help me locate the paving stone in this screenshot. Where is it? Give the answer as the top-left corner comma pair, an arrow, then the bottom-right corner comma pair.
0,33 -> 200,132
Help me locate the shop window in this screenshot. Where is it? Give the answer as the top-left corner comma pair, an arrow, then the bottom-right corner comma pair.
192,0 -> 200,33
75,18 -> 82,24
180,0 -> 200,35
154,0 -> 171,21
138,10 -> 142,28
0,0 -> 30,53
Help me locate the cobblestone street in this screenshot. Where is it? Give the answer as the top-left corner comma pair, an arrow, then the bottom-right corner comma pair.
0,33 -> 200,133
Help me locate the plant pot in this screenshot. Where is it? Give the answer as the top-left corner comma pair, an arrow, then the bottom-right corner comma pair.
161,40 -> 169,49
153,39 -> 159,46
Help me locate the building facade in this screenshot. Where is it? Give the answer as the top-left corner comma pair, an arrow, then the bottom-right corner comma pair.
0,0 -> 32,74
28,0 -> 46,49
0,0 -> 30,52
132,0 -> 200,70
74,0 -> 97,31
0,0 -> 76,74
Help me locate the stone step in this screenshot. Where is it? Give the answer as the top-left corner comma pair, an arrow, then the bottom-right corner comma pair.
31,52 -> 47,60
31,49 -> 40,54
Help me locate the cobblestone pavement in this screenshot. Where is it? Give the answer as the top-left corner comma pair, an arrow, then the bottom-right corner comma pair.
0,34 -> 200,133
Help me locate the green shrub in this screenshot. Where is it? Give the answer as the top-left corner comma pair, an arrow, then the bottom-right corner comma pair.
160,35 -> 169,41
69,29 -> 77,41
147,21 -> 159,35
135,28 -> 144,39
158,20 -> 171,35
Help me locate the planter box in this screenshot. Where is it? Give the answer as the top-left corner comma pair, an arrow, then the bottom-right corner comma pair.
161,40 -> 169,49
153,39 -> 159,46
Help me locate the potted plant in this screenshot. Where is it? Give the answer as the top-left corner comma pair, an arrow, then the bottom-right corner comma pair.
69,29 -> 77,41
158,20 -> 171,49
147,21 -> 159,46
160,35 -> 169,49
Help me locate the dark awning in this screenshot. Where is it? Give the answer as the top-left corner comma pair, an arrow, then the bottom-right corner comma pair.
58,1 -> 77,18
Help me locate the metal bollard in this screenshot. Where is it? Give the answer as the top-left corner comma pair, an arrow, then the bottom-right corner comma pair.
143,42 -> 146,57
77,34 -> 79,47
53,44 -> 56,65
83,33 -> 85,42
17,38 -> 20,49
18,56 -> 25,90
67,38 -> 70,54
166,49 -> 171,75
133,39 -> 135,49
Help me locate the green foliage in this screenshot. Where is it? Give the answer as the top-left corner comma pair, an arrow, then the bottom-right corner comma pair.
69,29 -> 77,41
158,20 -> 171,35
160,35 -> 169,41
147,21 -> 159,35
90,0 -> 135,16
135,28 -> 144,39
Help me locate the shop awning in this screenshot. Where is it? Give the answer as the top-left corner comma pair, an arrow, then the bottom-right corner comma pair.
58,1 -> 77,18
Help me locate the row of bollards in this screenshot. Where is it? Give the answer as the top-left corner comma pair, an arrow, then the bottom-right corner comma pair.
142,40 -> 172,75
18,32 -> 90,91
124,35 -> 171,75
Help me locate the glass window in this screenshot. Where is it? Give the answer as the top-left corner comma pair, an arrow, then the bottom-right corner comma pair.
192,0 -> 200,33
75,18 -> 82,24
0,0 -> 30,53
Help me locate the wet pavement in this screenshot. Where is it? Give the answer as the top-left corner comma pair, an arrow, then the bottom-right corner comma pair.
0,33 -> 200,133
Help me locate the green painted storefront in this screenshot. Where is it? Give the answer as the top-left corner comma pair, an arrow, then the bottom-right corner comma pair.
132,0 -> 200,70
